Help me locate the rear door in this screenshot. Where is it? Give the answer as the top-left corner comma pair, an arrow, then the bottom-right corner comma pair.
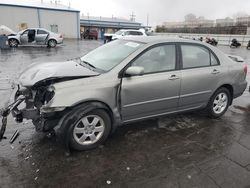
178,43 -> 221,110
36,29 -> 49,44
121,44 -> 181,121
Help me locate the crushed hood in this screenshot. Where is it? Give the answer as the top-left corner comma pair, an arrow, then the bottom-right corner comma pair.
18,60 -> 99,87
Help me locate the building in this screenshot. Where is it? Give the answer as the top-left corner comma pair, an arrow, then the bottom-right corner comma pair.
216,17 -> 234,27
184,17 -> 214,28
0,0 -> 80,38
163,21 -> 185,28
163,16 -> 214,29
236,16 -> 250,26
80,16 -> 143,39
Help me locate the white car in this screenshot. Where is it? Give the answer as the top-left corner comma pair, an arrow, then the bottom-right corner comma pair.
104,29 -> 147,42
8,28 -> 63,48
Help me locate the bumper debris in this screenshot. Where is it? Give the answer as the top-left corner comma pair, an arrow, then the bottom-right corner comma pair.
0,95 -> 25,141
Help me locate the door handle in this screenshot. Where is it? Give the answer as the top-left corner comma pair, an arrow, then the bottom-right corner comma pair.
211,69 -> 220,74
168,75 -> 180,80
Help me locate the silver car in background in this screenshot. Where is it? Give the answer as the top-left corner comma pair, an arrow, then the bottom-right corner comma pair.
2,37 -> 247,151
8,28 -> 63,48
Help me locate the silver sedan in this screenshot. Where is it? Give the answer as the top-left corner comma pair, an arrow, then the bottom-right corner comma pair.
2,37 -> 248,151
8,28 -> 63,48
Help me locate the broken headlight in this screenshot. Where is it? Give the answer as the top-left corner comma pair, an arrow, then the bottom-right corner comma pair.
34,85 -> 55,108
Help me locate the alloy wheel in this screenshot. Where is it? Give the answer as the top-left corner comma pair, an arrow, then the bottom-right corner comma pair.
212,92 -> 228,114
9,39 -> 18,47
49,40 -> 56,47
73,115 -> 105,145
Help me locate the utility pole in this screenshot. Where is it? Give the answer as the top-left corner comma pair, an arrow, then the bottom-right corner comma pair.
130,12 -> 136,22
147,13 -> 149,27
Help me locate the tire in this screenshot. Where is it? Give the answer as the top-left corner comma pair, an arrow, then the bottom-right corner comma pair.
63,108 -> 111,151
206,87 -> 231,118
48,39 -> 57,48
8,39 -> 18,47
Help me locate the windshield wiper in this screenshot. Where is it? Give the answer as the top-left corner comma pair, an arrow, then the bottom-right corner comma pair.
81,60 -> 96,69
77,59 -> 106,73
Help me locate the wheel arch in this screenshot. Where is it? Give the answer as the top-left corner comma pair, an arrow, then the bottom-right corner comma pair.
48,38 -> 57,43
58,100 -> 118,134
8,38 -> 20,44
216,84 -> 234,105
56,100 -> 117,150
72,100 -> 115,123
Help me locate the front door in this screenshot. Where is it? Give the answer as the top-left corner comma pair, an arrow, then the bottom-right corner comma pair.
20,29 -> 29,44
121,44 -> 181,122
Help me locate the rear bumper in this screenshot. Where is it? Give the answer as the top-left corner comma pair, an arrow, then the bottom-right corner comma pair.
57,38 -> 63,44
233,80 -> 247,98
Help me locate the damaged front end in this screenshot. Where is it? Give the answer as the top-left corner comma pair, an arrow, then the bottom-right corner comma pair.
0,82 -> 65,141
0,60 -> 101,142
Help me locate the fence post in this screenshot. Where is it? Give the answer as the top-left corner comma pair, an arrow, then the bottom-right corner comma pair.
242,35 -> 245,46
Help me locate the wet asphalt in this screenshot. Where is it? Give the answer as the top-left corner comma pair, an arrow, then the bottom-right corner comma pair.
0,40 -> 250,188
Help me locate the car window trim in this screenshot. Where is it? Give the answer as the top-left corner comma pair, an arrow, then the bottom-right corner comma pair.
22,29 -> 29,35
177,42 -> 220,70
37,29 -> 48,35
210,51 -> 220,66
119,42 -> 179,78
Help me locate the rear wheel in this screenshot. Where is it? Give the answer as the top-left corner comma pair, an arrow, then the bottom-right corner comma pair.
48,39 -> 57,48
63,108 -> 111,151
8,39 -> 18,47
206,87 -> 231,118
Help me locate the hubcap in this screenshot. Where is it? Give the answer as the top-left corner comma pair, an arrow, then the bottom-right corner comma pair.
73,115 -> 105,145
213,92 -> 228,114
9,40 -> 17,47
49,40 -> 56,47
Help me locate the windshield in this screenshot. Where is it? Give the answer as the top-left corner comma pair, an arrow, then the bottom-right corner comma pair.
115,30 -> 124,35
80,40 -> 144,72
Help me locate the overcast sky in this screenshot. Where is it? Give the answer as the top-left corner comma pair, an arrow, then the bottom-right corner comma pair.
32,0 -> 250,26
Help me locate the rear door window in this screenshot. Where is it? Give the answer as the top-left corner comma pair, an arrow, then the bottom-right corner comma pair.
37,30 -> 48,35
129,31 -> 143,35
181,45 -> 210,69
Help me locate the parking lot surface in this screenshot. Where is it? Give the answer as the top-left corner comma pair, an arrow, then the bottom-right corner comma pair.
0,40 -> 250,188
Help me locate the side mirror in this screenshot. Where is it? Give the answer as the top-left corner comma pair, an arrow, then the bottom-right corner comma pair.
125,66 -> 144,76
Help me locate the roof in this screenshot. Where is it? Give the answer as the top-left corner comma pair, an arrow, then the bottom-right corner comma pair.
0,0 -> 80,12
121,36 -> 205,44
80,16 -> 142,29
119,29 -> 145,32
81,16 -> 141,25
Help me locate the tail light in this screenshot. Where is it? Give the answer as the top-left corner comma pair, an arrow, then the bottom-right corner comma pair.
59,34 -> 63,38
244,65 -> 248,74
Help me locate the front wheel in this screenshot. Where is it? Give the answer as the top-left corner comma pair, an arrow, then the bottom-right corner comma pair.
206,88 -> 231,118
47,39 -> 57,48
64,108 -> 111,151
8,39 -> 18,47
